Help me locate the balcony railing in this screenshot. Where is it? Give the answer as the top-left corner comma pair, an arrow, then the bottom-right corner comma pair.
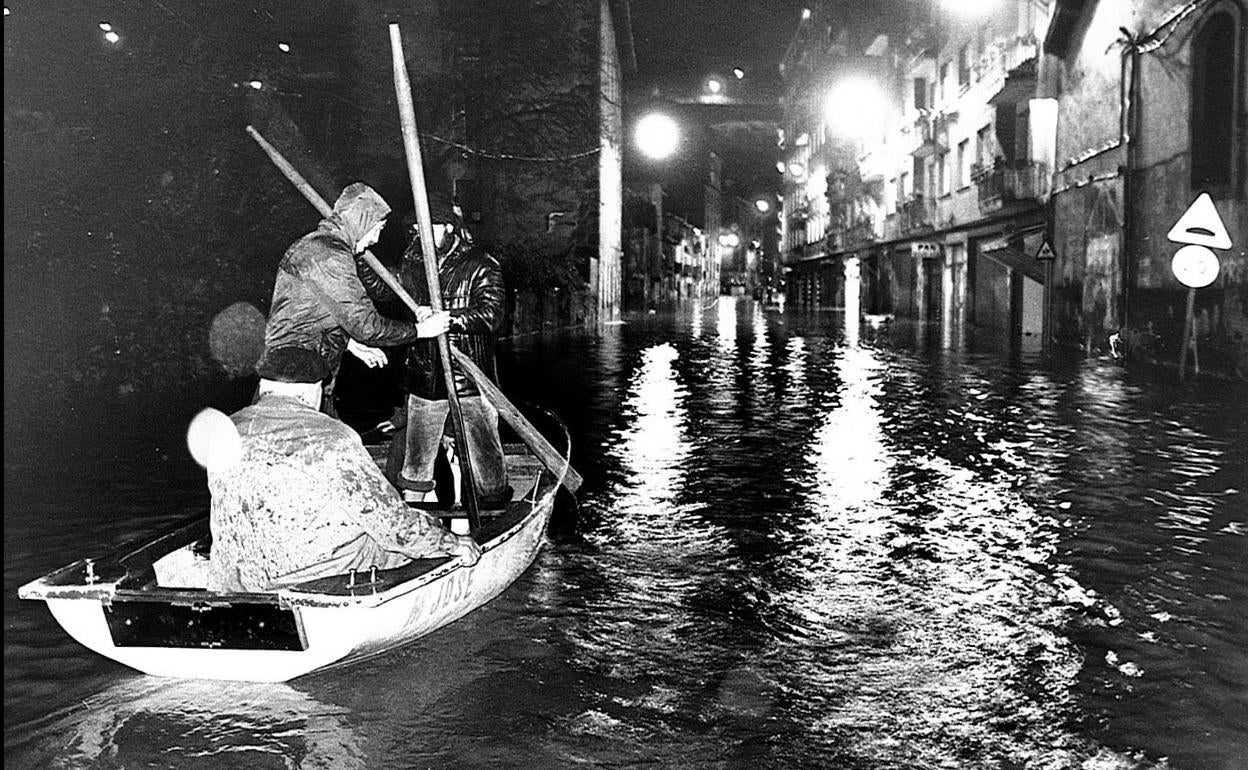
976,161 -> 1052,210
826,216 -> 877,252
900,194 -> 935,234
846,217 -> 877,245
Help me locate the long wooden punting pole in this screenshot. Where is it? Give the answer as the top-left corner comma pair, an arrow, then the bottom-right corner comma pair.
389,24 -> 483,528
245,129 -> 583,496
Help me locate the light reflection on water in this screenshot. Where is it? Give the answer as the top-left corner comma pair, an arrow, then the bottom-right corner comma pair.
5,298 -> 1246,768
8,678 -> 366,770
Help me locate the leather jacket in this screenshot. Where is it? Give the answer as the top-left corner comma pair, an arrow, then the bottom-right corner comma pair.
385,236 -> 505,400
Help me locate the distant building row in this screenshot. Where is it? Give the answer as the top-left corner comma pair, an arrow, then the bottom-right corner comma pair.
780,0 -> 1245,371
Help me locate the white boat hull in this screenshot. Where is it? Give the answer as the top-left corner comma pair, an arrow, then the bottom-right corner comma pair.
20,423 -> 571,682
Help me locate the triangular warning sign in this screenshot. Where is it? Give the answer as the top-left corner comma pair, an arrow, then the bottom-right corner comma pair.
1167,193 -> 1232,249
1035,241 -> 1056,261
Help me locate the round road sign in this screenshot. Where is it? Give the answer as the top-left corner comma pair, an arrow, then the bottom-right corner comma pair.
1171,244 -> 1220,288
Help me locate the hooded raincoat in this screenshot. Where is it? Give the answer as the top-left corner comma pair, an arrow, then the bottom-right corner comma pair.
257,183 -> 424,380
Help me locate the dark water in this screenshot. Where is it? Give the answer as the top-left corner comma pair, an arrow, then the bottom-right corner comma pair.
5,299 -> 1246,769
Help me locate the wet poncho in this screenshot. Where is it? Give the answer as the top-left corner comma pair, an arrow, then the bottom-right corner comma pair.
207,393 -> 461,592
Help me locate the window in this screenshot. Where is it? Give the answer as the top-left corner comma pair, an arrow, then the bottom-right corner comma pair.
938,153 -> 948,195
939,62 -> 950,101
958,44 -> 971,87
1191,10 -> 1240,190
914,77 -> 928,111
977,125 -> 994,170
957,140 -> 970,188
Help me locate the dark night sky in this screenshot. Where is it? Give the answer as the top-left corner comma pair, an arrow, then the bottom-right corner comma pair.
626,0 -> 805,101
622,1 -> 805,224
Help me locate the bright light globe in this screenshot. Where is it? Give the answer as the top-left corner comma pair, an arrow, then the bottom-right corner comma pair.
635,113 -> 680,160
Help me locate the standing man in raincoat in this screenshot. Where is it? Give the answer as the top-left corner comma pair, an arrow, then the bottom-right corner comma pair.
256,182 -> 446,414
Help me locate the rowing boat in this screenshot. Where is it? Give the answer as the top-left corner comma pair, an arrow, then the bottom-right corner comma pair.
18,411 -> 572,682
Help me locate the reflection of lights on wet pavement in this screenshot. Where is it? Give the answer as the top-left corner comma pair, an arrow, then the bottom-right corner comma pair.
760,343 -> 1095,764
16,678 -> 366,768
617,342 -> 686,511
715,296 -> 736,350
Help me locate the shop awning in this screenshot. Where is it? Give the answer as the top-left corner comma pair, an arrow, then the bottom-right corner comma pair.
980,245 -> 1045,283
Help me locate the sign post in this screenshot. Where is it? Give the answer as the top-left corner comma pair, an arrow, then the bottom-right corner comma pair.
1167,193 -> 1232,381
1035,239 -> 1056,356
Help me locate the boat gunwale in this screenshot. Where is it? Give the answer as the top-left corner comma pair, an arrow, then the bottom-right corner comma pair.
18,407 -> 573,613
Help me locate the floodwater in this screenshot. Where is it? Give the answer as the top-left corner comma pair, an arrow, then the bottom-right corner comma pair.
4,298 -> 1246,769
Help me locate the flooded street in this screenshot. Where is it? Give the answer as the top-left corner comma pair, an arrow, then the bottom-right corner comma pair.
5,298 -> 1246,769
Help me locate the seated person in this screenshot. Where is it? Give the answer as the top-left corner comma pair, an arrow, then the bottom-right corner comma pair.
206,346 -> 480,593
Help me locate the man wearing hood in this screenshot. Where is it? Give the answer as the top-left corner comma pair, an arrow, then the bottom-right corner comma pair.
256,182 -> 448,412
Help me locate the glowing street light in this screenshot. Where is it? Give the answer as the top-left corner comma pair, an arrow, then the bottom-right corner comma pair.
825,78 -> 885,138
718,232 -> 741,248
278,42 -> 291,53
635,113 -> 680,160
754,198 -> 771,214
706,78 -> 723,95
733,68 -> 745,80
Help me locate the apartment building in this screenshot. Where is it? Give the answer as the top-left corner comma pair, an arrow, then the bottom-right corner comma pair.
783,0 -> 1246,371
781,0 -> 1054,349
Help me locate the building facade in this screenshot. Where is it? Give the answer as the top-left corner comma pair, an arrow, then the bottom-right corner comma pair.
782,0 -> 1054,352
780,0 -> 1246,374
1045,0 -> 1246,368
622,185 -> 718,310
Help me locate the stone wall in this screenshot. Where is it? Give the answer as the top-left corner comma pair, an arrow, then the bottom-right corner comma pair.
1048,0 -> 1247,375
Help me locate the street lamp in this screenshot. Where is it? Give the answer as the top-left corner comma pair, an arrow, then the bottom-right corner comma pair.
635,113 -> 680,160
824,78 -> 885,139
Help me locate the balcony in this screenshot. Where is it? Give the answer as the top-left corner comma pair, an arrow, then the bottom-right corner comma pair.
910,114 -> 946,158
846,217 -> 877,246
975,161 -> 1052,211
899,194 -> 935,234
826,216 -> 876,252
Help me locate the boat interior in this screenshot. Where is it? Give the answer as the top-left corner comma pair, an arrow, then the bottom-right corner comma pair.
30,442 -> 554,603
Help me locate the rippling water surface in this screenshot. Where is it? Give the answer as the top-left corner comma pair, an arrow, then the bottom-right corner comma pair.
5,299 -> 1246,768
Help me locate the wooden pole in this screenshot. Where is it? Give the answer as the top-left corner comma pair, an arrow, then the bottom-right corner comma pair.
389,25 -> 481,529
245,125 -> 582,494
449,347 -> 580,492
1178,287 -> 1196,381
